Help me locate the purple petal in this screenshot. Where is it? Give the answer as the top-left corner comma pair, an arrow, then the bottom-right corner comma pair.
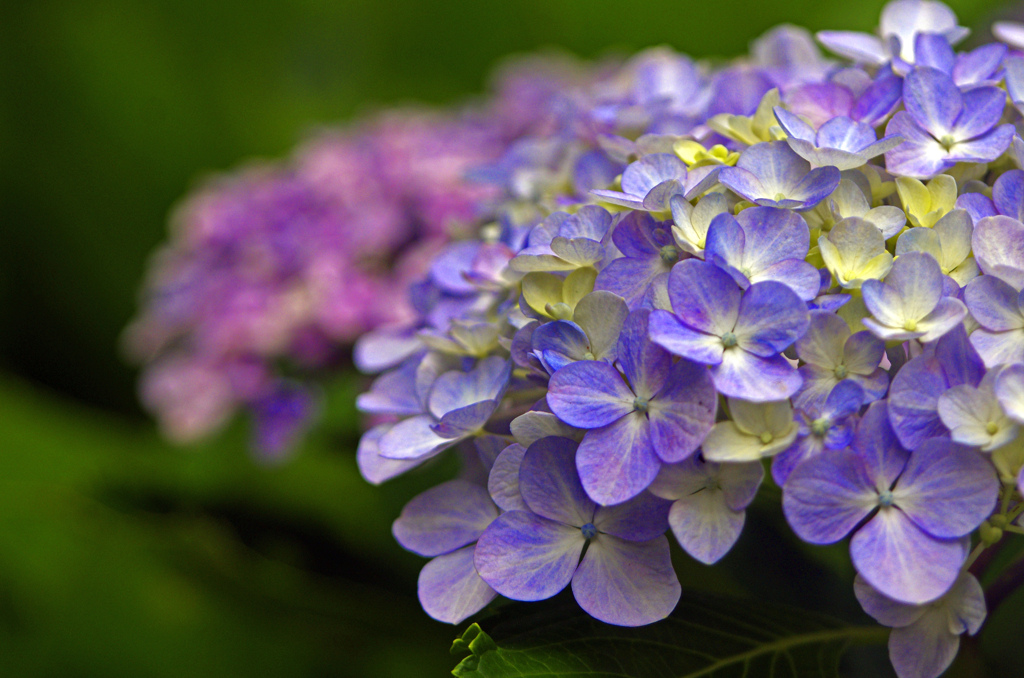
648,359 -> 717,463
379,414 -> 453,460
393,480 -> 499,557
357,423 -> 423,484
357,358 -> 423,415
788,83 -> 855,129
773,107 -> 816,142
648,310 -> 725,365
955,192 -> 997,223
969,328 -> 1024,370
755,259 -> 822,301
475,510 -> 583,601
519,436 -> 597,527
815,116 -> 877,152
718,166 -> 767,203
713,349 -> 802,401
594,492 -> 671,542
622,154 -> 687,198
996,363 -> 1024,424
973,216 -> 1024,290
734,281 -> 810,357
488,444 -> 529,512
884,112 -> 952,178
428,357 -> 511,419
947,124 -> 1015,164
668,490 -> 745,564
851,509 -> 967,604
953,43 -> 1005,85
432,400 -> 499,438
888,353 -> 949,451
953,86 -> 1007,141
666,258 -> 742,335
816,31 -> 887,65
854,401 -> 910,489
547,360 -> 634,428
735,207 -> 812,277
596,257 -> 666,310
577,413 -> 660,506
571,535 -> 680,626
993,169 -> 1024,222
893,438 -> 999,538
533,321 -> 590,373
903,67 -> 962,138
851,74 -> 903,126
736,141 -> 811,197
704,213 -> 748,280
783,448 -> 877,544
854,574 -> 927,628
935,324 -> 985,388
611,211 -> 660,258
796,310 -> 849,367
913,33 -> 955,74
889,613 -> 961,678
618,310 -> 671,400
419,546 -> 498,624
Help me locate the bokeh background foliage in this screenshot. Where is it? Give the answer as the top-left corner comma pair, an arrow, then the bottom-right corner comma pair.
1,1 -> 1023,676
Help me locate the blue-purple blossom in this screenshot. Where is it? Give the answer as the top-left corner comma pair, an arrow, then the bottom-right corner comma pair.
378,356 -> 511,462
884,67 -> 1014,179
547,310 -> 717,505
855,572 -> 986,678
794,310 -> 888,409
888,325 -> 985,450
703,206 -> 820,301
817,0 -> 968,66
594,212 -> 684,308
393,479 -> 499,623
650,259 -> 810,401
772,380 -> 863,485
784,402 -> 999,604
718,141 -> 841,210
774,108 -> 904,171
592,154 -> 715,212
474,437 -> 680,626
971,216 -> 1024,292
511,206 -> 614,273
648,455 -> 764,564
964,274 -> 1024,367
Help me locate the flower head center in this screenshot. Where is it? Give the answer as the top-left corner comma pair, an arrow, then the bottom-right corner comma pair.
986,421 -> 1000,435
939,134 -> 957,151
774,192 -> 787,202
721,331 -> 738,348
903,318 -> 918,332
810,417 -> 831,437
581,523 -> 598,540
759,431 -> 774,445
633,396 -> 650,414
878,490 -> 895,507
583,351 -> 596,361
660,245 -> 681,265
833,365 -> 848,379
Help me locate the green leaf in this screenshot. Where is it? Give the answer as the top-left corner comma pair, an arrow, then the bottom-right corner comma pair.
451,593 -> 887,678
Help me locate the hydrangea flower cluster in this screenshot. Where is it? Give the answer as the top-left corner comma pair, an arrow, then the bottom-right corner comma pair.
356,3 -> 1024,676
125,62 -> 583,458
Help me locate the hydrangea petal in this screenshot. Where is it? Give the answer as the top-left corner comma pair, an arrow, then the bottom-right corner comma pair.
851,509 -> 966,605
548,360 -> 635,428
648,310 -> 726,364
713,349 -> 802,402
419,546 -> 498,624
668,490 -> 745,564
782,448 -> 877,544
734,281 -> 810,357
648,360 -> 717,463
475,510 -> 583,601
666,259 -> 742,335
902,67 -> 962,138
488,444 -> 528,512
393,479 -> 499,557
594,491 -> 671,542
519,436 -> 597,527
571,534 -> 680,627
972,215 -> 1024,291
893,438 -> 998,538
577,413 -> 660,505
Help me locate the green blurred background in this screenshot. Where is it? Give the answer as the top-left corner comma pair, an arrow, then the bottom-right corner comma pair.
0,1 -> 1021,676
